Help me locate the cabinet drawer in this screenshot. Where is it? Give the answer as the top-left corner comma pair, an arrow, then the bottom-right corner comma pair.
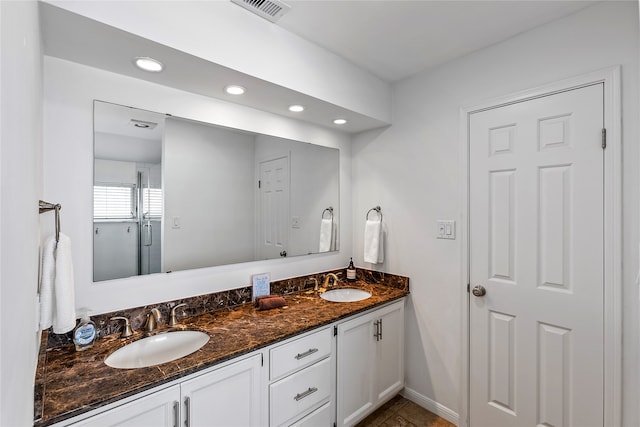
270,358 -> 331,427
290,402 -> 331,427
270,327 -> 332,380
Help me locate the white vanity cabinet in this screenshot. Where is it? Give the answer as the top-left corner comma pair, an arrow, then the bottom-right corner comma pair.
69,385 -> 180,427
181,353 -> 263,427
269,327 -> 334,427
69,353 -> 263,427
336,300 -> 405,427
57,298 -> 406,427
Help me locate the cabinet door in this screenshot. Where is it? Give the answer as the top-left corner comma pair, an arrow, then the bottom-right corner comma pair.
181,354 -> 263,427
336,300 -> 406,427
374,302 -> 405,403
71,385 -> 180,427
336,311 -> 375,427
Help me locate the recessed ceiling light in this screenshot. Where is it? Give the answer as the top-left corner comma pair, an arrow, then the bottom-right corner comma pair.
134,57 -> 163,72
225,85 -> 246,95
289,105 -> 305,112
129,119 -> 158,130
333,118 -> 347,125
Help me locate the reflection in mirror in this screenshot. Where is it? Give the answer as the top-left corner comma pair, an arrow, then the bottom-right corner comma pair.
93,101 -> 340,282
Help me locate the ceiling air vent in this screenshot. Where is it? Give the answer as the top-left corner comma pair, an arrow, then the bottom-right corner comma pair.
231,0 -> 291,23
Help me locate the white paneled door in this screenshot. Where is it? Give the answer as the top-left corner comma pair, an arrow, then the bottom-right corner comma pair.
258,155 -> 290,260
469,84 -> 604,427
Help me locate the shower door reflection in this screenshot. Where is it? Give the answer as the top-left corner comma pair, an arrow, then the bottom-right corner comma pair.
92,105 -> 164,282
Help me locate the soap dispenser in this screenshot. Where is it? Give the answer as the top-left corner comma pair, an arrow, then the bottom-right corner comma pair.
346,257 -> 357,282
73,311 -> 97,351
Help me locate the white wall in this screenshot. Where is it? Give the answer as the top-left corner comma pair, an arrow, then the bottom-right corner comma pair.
94,158 -> 137,184
44,0 -> 391,124
352,2 -> 639,425
43,56 -> 352,315
163,117 -> 256,270
0,1 -> 43,425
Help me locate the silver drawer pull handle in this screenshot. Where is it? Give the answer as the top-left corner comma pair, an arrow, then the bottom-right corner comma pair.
294,387 -> 318,401
295,348 -> 319,360
184,396 -> 190,427
173,401 -> 179,427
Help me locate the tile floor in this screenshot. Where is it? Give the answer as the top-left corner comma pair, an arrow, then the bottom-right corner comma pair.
355,395 -> 456,427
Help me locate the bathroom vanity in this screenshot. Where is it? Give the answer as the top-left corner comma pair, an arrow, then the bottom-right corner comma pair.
34,273 -> 408,427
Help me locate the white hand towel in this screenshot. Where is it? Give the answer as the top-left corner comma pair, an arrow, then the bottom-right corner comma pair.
318,218 -> 333,253
53,233 -> 76,334
39,235 -> 56,330
39,233 -> 76,334
364,220 -> 384,264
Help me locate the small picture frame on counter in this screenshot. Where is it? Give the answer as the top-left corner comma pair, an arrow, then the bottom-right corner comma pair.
252,273 -> 271,300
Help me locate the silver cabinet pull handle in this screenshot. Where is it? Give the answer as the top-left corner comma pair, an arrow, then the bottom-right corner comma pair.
173,401 -> 179,427
294,387 -> 318,401
184,396 -> 190,427
295,348 -> 319,360
380,318 -> 383,341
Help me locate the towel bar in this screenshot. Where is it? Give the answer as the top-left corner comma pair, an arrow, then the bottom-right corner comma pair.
366,206 -> 382,221
322,207 -> 334,219
39,200 -> 62,242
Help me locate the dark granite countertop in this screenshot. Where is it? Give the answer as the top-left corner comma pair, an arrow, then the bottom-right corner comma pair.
34,280 -> 408,426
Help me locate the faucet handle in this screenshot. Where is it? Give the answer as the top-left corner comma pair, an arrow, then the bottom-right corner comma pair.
169,303 -> 187,327
110,316 -> 134,338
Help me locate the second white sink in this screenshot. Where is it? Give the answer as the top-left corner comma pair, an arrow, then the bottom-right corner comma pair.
321,288 -> 372,303
105,330 -> 210,369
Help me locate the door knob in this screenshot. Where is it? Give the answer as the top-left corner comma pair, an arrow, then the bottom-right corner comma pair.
472,285 -> 486,297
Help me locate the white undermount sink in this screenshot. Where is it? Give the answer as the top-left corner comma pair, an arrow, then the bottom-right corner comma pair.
105,330 -> 210,369
320,288 -> 372,303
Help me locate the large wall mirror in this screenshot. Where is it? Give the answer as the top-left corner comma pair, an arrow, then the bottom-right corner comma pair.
93,101 -> 340,282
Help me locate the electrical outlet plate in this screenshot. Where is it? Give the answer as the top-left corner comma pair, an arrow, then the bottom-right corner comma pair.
437,220 -> 456,240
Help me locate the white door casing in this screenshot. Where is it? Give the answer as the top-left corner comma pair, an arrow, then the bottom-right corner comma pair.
460,67 -> 622,427
258,155 -> 290,260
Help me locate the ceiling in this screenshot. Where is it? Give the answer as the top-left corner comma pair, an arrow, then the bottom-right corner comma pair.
41,1 -> 602,133
277,0 -> 598,82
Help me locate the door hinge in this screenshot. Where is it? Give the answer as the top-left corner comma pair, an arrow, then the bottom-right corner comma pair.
602,128 -> 607,149
258,180 -> 261,188
334,325 -> 338,336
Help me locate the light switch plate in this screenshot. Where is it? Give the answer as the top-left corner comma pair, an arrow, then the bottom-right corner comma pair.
437,220 -> 456,240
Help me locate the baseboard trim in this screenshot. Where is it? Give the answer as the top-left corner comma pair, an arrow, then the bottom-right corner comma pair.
400,387 -> 459,426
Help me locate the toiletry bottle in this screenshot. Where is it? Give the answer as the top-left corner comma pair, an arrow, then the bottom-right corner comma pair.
73,311 -> 97,351
347,257 -> 357,282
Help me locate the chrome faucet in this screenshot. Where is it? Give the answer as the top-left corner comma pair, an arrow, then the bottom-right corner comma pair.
323,273 -> 339,288
144,308 -> 162,332
169,303 -> 187,327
